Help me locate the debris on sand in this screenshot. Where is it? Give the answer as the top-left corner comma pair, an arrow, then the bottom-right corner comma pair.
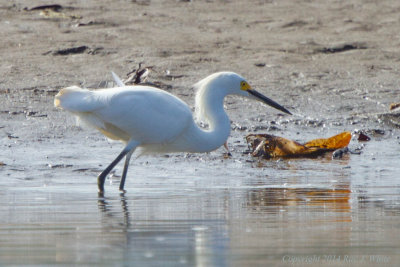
25,4 -> 63,12
389,103 -> 400,111
124,63 -> 153,85
332,147 -> 349,159
254,63 -> 266,67
51,46 -> 88,55
357,132 -> 371,142
314,42 -> 367,54
246,132 -> 352,159
43,46 -> 105,56
26,4 -> 80,20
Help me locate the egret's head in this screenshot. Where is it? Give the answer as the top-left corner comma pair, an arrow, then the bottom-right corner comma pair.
236,75 -> 292,115
195,72 -> 291,122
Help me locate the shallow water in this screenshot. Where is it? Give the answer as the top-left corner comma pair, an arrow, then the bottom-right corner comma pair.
1,132 -> 399,266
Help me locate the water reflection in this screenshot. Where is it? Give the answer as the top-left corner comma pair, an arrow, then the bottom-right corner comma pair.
247,187 -> 351,212
96,193 -> 228,266
98,193 -> 130,228
93,181 -> 356,266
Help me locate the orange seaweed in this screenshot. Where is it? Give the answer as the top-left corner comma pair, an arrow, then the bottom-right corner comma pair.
304,132 -> 351,149
246,132 -> 352,158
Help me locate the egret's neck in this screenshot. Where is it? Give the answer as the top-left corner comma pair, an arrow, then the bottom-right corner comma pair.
187,85 -> 231,152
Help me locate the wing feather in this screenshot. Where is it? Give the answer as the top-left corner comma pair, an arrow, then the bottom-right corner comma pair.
56,86 -> 193,144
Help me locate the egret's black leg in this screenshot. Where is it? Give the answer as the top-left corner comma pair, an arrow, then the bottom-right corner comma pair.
119,150 -> 134,192
98,149 -> 129,193
223,141 -> 232,157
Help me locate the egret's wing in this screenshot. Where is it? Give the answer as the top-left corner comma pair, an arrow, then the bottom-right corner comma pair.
56,85 -> 192,143
111,71 -> 125,87
91,87 -> 193,143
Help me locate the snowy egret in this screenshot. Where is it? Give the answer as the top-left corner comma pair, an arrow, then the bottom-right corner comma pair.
54,72 -> 291,193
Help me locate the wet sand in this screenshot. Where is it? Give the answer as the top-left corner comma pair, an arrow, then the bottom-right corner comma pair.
1,0 -> 400,266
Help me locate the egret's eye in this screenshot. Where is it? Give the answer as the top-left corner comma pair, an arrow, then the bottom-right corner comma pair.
240,81 -> 251,91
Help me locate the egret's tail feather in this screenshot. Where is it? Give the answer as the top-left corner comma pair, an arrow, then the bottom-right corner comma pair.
54,86 -> 104,130
54,86 -> 130,141
111,71 -> 125,87
54,86 -> 102,112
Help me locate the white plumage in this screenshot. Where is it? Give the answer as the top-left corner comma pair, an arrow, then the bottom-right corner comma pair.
54,72 -> 291,193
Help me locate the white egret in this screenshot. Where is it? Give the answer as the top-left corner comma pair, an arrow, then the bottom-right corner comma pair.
54,72 -> 291,193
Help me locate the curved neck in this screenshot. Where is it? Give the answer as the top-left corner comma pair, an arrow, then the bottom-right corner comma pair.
186,85 -> 231,152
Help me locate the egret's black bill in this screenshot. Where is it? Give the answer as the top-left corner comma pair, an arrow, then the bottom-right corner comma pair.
248,89 -> 292,115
